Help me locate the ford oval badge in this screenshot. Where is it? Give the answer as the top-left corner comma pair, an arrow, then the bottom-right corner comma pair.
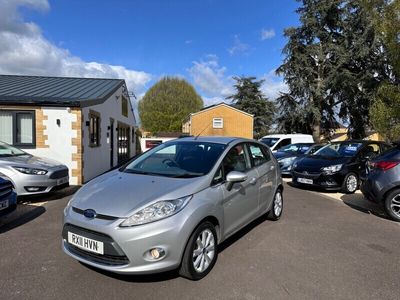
83,209 -> 96,219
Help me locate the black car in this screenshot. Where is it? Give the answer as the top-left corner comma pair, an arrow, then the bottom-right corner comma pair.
274,143 -> 324,175
0,177 -> 17,217
361,145 -> 400,221
292,140 -> 392,193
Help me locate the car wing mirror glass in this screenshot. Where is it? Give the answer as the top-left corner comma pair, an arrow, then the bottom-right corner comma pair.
226,171 -> 248,191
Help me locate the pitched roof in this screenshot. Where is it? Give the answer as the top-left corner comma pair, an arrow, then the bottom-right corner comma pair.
192,102 -> 253,117
0,75 -> 125,107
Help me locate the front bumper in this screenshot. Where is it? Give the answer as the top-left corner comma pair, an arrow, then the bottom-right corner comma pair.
292,170 -> 344,191
13,173 -> 69,196
0,189 -> 17,217
62,206 -> 192,274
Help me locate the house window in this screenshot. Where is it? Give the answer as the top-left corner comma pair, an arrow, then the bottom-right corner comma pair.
89,111 -> 101,147
213,118 -> 223,129
121,96 -> 128,117
0,110 -> 35,147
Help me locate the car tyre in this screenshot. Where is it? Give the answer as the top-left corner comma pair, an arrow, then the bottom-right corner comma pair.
267,188 -> 283,221
384,188 -> 400,222
179,221 -> 218,280
341,172 -> 358,194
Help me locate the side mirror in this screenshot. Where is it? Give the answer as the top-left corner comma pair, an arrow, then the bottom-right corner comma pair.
226,171 -> 248,191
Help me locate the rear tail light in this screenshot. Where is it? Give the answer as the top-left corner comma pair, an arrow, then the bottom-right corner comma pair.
369,161 -> 399,171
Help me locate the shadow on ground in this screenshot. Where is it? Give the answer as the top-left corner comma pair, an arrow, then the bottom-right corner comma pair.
0,204 -> 46,234
341,194 -> 390,220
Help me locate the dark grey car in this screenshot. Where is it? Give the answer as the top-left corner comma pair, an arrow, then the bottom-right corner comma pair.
361,145 -> 400,221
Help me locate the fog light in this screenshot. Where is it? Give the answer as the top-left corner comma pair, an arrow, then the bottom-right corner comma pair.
150,248 -> 165,259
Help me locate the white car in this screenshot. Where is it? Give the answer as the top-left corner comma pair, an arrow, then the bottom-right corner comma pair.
259,134 -> 314,152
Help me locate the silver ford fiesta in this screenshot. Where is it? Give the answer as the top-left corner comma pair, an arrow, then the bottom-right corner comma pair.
62,136 -> 283,280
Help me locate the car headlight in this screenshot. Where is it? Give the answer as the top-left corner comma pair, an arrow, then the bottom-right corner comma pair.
120,195 -> 192,227
278,156 -> 297,166
321,164 -> 343,174
13,166 -> 48,175
64,199 -> 73,216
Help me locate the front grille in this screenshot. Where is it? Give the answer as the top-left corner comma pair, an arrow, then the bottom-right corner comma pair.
66,244 -> 130,266
293,170 -> 321,179
72,207 -> 119,221
49,168 -> 69,179
63,223 -> 129,266
0,181 -> 13,199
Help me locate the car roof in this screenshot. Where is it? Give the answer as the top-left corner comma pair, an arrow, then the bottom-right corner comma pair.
175,136 -> 256,145
330,140 -> 385,145
261,134 -> 312,138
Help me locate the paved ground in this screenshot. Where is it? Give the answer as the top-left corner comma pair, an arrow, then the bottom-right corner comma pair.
0,183 -> 399,300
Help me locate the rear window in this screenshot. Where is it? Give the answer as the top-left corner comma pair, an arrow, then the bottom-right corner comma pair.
376,146 -> 400,160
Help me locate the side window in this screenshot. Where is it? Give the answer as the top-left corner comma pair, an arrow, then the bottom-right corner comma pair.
361,143 -> 381,159
222,144 -> 251,175
275,138 -> 291,150
212,166 -> 224,185
248,144 -> 269,167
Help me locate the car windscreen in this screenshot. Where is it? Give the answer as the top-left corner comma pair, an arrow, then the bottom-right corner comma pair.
314,142 -> 363,157
279,143 -> 312,154
0,142 -> 26,157
260,138 -> 279,147
306,144 -> 324,155
123,141 -> 226,178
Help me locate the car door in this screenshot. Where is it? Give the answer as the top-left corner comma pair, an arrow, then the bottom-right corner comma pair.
220,143 -> 259,237
247,143 -> 276,214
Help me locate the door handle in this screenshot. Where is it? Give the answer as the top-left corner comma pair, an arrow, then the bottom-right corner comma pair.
270,165 -> 275,171
249,177 -> 257,185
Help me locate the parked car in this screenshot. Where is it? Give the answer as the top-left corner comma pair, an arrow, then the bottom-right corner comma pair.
0,177 -> 17,217
292,140 -> 391,193
62,137 -> 283,280
274,143 -> 325,175
361,145 -> 400,221
0,142 -> 69,196
259,134 -> 314,152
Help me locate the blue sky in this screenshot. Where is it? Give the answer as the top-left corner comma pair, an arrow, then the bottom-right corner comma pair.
0,0 -> 300,104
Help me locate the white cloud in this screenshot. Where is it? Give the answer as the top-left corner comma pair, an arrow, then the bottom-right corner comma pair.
0,0 -> 152,93
188,55 -> 234,100
261,28 -> 275,40
228,35 -> 250,56
260,70 -> 288,100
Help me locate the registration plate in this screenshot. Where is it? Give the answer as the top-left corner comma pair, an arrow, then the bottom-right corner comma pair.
297,177 -> 313,185
0,199 -> 9,211
67,232 -> 104,255
57,177 -> 69,186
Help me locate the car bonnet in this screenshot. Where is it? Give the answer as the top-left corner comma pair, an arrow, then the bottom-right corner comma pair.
70,170 -> 210,218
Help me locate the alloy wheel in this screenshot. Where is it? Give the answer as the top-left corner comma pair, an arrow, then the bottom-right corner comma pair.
274,192 -> 283,216
192,229 -> 215,273
346,175 -> 358,192
390,194 -> 400,218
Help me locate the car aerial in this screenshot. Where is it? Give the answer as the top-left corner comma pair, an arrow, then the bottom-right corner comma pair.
259,134 -> 314,152
291,140 -> 392,194
62,136 -> 283,280
274,143 -> 324,176
361,144 -> 400,221
0,141 -> 69,196
0,177 -> 17,217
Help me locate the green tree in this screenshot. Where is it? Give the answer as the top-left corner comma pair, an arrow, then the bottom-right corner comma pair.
139,77 -> 203,133
277,0 -> 387,141
370,0 -> 400,141
227,76 -> 275,139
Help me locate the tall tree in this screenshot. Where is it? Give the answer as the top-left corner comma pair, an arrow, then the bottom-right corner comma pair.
370,0 -> 400,141
277,0 -> 344,142
277,0 -> 387,141
227,76 -> 275,139
139,77 -> 203,133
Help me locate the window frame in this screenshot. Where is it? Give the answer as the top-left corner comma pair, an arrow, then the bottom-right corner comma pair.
212,118 -> 224,129
247,142 -> 271,168
88,110 -> 101,147
0,110 -> 36,148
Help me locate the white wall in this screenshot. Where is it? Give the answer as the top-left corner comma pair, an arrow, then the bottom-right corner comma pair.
22,107 -> 78,184
82,86 -> 136,182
